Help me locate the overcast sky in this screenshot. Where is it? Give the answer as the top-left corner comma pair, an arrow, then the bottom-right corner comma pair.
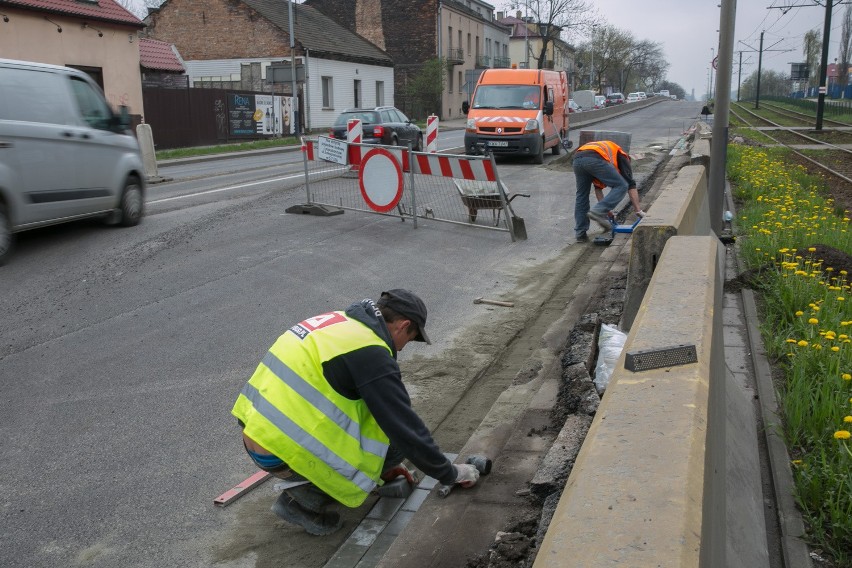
498,1 -> 848,98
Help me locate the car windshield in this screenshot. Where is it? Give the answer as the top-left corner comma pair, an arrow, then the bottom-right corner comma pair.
334,111 -> 379,126
471,85 -> 541,110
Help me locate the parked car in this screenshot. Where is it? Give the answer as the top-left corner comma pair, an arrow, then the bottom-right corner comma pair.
627,93 -> 641,102
594,95 -> 606,109
0,58 -> 146,265
330,106 -> 423,150
605,93 -> 625,106
637,92 -> 648,100
568,99 -> 582,113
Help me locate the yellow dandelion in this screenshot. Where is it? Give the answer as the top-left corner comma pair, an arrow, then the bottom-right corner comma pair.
844,416 -> 852,423
798,340 -> 809,347
843,373 -> 852,381
808,318 -> 819,325
834,430 -> 851,440
795,311 -> 804,317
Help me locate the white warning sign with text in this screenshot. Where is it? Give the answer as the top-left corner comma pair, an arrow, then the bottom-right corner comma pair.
317,136 -> 349,165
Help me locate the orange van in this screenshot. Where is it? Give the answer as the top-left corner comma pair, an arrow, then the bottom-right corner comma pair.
462,68 -> 569,164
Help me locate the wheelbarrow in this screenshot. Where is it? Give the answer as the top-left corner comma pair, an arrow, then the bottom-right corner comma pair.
453,179 -> 530,226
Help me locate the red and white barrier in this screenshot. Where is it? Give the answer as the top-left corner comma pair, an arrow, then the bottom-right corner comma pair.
304,137 -> 494,183
413,153 -> 495,182
347,119 -> 362,170
426,115 -> 439,153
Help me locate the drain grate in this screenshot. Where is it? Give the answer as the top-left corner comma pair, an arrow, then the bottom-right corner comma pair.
624,344 -> 698,372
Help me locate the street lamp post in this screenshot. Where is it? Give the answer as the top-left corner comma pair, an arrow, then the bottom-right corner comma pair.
709,47 -> 715,100
590,26 -> 595,91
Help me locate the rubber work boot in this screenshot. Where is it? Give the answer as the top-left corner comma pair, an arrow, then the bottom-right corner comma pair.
271,492 -> 342,536
286,484 -> 335,513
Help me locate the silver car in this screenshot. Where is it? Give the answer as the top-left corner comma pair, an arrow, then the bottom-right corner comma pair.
0,58 -> 146,264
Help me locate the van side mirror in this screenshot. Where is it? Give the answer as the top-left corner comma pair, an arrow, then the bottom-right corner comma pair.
543,101 -> 554,116
462,101 -> 470,114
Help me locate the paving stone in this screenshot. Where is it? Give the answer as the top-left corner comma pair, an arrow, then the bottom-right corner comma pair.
529,414 -> 593,501
401,487 -> 430,512
365,497 -> 405,521
354,531 -> 398,568
383,509 -> 416,536
723,322 -> 748,347
323,540 -> 369,568
346,518 -> 387,548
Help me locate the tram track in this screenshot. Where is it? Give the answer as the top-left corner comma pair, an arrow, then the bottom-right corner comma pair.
730,102 -> 852,185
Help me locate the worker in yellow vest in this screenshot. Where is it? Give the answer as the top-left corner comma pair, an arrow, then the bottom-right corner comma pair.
572,140 -> 644,242
232,289 -> 480,535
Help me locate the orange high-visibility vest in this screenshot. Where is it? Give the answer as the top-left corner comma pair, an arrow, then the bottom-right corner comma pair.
576,141 -> 628,189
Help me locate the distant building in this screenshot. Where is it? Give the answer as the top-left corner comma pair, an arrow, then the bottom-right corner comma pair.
143,0 -> 394,131
305,0 -> 512,119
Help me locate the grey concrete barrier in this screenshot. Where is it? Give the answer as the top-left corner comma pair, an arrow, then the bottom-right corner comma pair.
533,236 -> 726,567
623,165 -> 711,329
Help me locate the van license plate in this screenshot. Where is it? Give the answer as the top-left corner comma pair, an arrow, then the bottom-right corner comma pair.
488,141 -> 508,147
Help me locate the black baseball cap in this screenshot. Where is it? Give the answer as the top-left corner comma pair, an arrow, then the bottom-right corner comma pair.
377,289 -> 431,344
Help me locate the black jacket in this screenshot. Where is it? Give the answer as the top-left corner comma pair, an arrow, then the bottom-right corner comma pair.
320,299 -> 457,486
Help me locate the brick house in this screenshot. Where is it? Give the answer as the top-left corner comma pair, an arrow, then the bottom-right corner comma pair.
304,0 -> 511,119
0,0 -> 145,120
143,0 -> 394,131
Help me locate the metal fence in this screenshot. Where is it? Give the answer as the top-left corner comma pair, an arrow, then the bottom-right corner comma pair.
295,138 -> 528,241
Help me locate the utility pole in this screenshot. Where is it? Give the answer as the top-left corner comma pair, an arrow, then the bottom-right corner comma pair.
816,0 -> 833,129
710,47 -> 715,99
288,0 -> 299,136
768,1 -> 852,130
709,0 -> 736,238
738,33 -> 788,109
756,32 -> 764,108
737,51 -> 743,101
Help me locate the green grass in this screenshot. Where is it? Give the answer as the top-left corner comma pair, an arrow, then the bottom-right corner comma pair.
155,136 -> 301,161
728,144 -> 852,566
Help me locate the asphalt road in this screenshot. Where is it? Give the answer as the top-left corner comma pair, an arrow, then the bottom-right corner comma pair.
0,100 -> 706,568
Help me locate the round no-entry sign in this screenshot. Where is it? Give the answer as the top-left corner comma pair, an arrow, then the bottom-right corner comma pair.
359,147 -> 404,212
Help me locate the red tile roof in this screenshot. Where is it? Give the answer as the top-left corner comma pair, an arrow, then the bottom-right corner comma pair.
139,37 -> 184,72
0,0 -> 144,27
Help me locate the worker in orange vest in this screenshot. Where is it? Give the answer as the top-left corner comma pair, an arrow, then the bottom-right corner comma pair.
572,140 -> 644,242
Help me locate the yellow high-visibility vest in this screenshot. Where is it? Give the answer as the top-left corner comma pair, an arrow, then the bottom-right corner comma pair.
232,311 -> 391,507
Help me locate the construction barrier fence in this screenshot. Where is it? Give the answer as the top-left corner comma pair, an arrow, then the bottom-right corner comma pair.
293,136 -> 528,241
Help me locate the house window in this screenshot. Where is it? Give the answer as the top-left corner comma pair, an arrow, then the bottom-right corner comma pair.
448,26 -> 453,49
354,79 -> 361,108
467,33 -> 471,56
322,76 -> 333,109
458,30 -> 462,54
458,71 -> 462,94
448,68 -> 454,93
376,81 -> 384,106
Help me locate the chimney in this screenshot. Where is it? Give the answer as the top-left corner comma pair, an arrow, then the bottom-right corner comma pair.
516,10 -> 521,19
497,11 -> 503,20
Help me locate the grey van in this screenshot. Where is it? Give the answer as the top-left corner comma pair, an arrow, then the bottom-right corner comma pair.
0,58 -> 146,264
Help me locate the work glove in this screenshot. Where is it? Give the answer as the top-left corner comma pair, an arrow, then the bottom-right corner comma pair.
381,465 -> 416,486
454,463 -> 480,488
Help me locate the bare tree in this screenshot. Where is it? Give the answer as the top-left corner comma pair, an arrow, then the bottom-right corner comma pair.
803,29 -> 822,92
514,0 -> 598,69
839,4 -> 852,91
